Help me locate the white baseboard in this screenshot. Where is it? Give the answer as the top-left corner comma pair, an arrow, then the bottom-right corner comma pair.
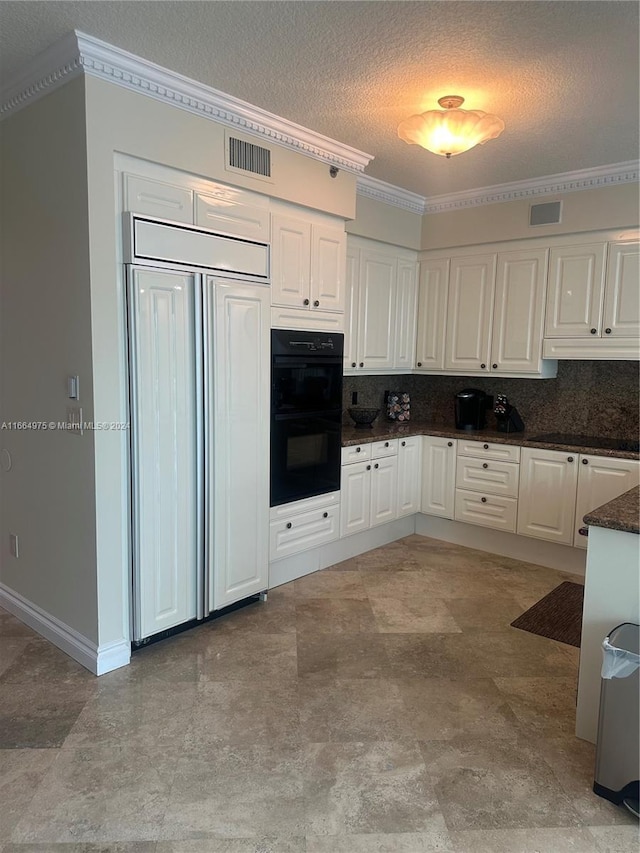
0,582 -> 130,675
414,515 -> 587,577
269,515 -> 416,587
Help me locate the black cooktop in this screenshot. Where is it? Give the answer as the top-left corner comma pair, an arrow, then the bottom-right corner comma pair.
528,433 -> 640,453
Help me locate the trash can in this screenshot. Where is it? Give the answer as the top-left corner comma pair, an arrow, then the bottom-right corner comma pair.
593,622 -> 640,816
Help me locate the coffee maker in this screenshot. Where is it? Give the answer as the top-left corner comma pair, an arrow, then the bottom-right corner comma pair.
455,388 -> 490,430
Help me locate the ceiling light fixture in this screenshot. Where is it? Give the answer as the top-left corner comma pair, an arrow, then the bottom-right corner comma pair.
398,95 -> 505,159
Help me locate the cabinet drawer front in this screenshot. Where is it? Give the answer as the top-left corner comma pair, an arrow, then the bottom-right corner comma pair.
124,174 -> 193,223
195,192 -> 270,242
457,440 -> 521,463
270,505 -> 339,560
371,438 -> 399,458
341,444 -> 372,464
454,489 -> 517,532
455,458 -> 519,497
270,490 -> 340,521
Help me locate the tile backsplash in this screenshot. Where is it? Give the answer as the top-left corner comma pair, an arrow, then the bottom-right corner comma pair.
343,360 -> 640,439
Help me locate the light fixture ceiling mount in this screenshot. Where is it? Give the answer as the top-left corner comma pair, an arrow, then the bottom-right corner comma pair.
398,95 -> 505,159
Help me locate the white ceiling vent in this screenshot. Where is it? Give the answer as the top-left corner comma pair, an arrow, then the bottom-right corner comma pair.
529,200 -> 562,226
225,134 -> 273,183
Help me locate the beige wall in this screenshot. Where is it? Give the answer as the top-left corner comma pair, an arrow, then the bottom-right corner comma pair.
0,77 -> 99,641
347,194 -> 422,249
421,182 -> 640,250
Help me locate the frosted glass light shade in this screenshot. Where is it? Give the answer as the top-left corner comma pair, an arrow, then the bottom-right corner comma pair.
398,106 -> 505,158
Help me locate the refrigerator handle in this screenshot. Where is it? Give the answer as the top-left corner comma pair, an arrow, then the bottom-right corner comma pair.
201,275 -> 212,616
194,274 -> 206,620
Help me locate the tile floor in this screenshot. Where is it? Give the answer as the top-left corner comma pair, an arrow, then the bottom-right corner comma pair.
0,534 -> 638,853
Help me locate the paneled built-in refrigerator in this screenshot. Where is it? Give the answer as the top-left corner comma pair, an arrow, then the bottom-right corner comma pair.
125,215 -> 270,643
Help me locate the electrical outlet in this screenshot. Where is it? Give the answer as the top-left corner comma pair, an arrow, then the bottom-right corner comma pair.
351,391 -> 358,405
9,533 -> 19,558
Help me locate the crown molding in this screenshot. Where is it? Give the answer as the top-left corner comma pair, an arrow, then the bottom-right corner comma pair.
356,174 -> 427,214
0,30 -> 374,174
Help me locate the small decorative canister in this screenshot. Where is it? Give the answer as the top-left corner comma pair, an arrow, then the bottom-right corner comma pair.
385,391 -> 410,422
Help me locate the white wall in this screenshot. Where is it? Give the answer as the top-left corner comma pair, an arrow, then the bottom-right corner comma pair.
347,194 -> 422,249
422,182 -> 639,250
0,77 -> 99,641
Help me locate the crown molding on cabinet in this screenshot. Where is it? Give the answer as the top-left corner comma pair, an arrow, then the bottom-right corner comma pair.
356,174 -> 428,214
0,30 -> 374,175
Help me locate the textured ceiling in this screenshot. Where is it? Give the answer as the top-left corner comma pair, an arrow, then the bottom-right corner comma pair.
1,1 -> 638,198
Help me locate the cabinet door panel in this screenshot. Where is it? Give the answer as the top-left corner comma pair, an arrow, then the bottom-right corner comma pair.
343,247 -> 359,370
394,260 -> 418,370
456,458 -> 520,498
357,251 -> 396,370
209,279 -> 270,609
574,455 -> 640,548
603,242 -> 640,337
270,214 -> 311,308
124,173 -> 193,223
517,448 -> 578,544
195,191 -> 270,242
129,267 -> 198,640
340,461 -> 372,536
421,437 -> 456,518
544,244 -> 606,337
454,490 -> 517,532
492,249 -> 547,373
444,255 -> 496,372
397,437 -> 422,517
416,259 -> 449,370
310,225 -> 346,313
370,456 -> 398,527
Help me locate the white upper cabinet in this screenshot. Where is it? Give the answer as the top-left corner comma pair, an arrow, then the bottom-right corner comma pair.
573,455 -> 640,549
491,249 -> 548,373
602,242 -> 640,338
444,254 -> 496,373
345,237 -> 418,373
271,205 -> 346,317
194,188 -> 270,242
415,258 -> 449,371
544,243 -> 607,338
124,173 -> 193,223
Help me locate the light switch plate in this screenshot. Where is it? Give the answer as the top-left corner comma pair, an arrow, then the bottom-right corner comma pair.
66,406 -> 83,436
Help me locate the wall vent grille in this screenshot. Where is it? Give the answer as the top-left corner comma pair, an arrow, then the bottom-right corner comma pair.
529,200 -> 562,226
228,136 -> 271,177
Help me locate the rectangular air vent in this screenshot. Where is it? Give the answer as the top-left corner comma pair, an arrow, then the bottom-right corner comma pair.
529,201 -> 562,226
227,135 -> 272,178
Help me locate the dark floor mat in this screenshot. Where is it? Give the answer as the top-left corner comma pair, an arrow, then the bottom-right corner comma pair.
510,581 -> 584,647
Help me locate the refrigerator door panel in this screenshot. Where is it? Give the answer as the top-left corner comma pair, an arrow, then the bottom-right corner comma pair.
205,277 -> 270,611
128,266 -> 199,640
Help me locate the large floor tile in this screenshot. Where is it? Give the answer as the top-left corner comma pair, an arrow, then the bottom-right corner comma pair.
462,629 -> 579,678
295,598 -> 377,634
303,741 -> 442,836
449,827 -> 600,852
299,678 -> 414,742
297,633 -> 391,679
445,595 -> 526,632
212,593 -> 297,635
0,611 -> 38,638
161,746 -> 305,839
419,735 -> 584,831
306,827 -> 455,851
156,839 -> 305,852
0,640 -> 97,687
198,632 -> 298,682
493,676 -> 579,737
397,677 -> 520,741
0,639 -> 31,678
0,683 -> 92,749
293,572 -> 367,600
10,746 -> 176,843
383,633 -> 484,679
3,844 -> 158,852
0,749 -> 58,842
587,825 -> 640,852
368,595 -> 461,633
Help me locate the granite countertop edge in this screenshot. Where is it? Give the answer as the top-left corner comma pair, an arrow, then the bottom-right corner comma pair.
341,419 -> 640,461
583,486 -> 640,535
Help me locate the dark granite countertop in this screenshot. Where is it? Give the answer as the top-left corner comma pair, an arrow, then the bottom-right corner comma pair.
583,486 -> 640,535
341,419 -> 640,461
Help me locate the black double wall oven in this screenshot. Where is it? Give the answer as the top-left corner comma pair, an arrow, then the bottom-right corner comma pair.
270,329 -> 343,507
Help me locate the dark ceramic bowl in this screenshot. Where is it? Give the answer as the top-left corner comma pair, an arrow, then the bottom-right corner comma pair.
348,407 -> 380,429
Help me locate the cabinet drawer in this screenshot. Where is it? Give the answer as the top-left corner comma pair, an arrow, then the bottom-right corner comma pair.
270,505 -> 339,560
342,444 -> 372,464
455,457 -> 520,497
270,490 -> 340,521
124,174 -> 193,223
371,438 -> 398,458
457,440 -> 521,463
454,489 -> 518,532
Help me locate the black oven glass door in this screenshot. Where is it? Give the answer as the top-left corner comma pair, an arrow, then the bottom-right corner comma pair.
270,413 -> 342,507
272,357 -> 342,414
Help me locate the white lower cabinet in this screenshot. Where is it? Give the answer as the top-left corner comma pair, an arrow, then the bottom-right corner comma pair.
340,440 -> 399,536
397,437 -> 422,517
454,441 -> 521,532
421,436 -> 457,518
455,490 -> 518,532
270,492 -> 341,560
517,448 -> 579,544
573,455 -> 640,548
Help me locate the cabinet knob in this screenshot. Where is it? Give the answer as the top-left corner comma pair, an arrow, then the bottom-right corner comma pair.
323,512 -> 328,518
483,444 -> 489,449
313,300 -> 320,307
286,522 -> 292,529
385,442 -> 389,447
567,456 -> 574,463
492,363 -> 498,369
366,464 -> 371,470
351,362 -> 356,368
417,361 -> 422,367
401,441 -> 406,447
481,497 -> 487,503
480,363 -> 487,369
356,447 -> 361,453
303,298 -> 310,306
590,328 -> 597,335
447,441 -> 453,447
374,463 -> 379,469
582,458 -> 589,465
605,328 -> 612,335
359,362 -> 364,368
482,463 -> 488,469
578,526 -> 589,537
